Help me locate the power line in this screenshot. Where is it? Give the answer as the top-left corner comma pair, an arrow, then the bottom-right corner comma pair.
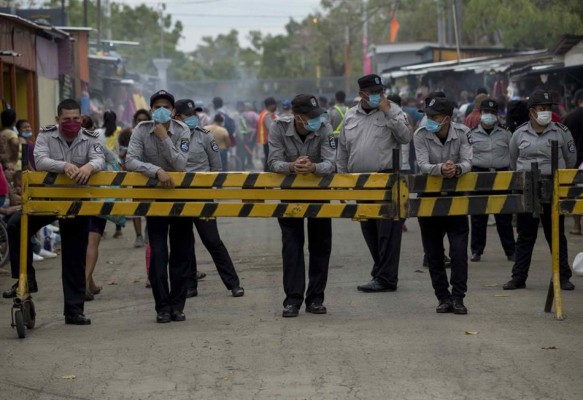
168,12 -> 304,19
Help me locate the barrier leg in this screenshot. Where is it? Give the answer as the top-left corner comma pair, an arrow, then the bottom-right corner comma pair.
550,166 -> 564,320
12,213 -> 30,338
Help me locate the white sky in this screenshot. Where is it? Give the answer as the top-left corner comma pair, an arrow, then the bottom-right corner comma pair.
119,0 -> 322,52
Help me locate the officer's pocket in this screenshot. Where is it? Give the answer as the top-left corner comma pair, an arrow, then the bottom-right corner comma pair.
493,140 -> 510,160
518,141 -> 531,150
343,122 -> 359,146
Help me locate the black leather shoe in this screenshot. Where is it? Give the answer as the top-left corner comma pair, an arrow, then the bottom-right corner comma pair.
561,280 -> 575,291
444,256 -> 452,268
436,298 -> 453,313
282,304 -> 299,318
470,253 -> 481,262
306,303 -> 327,314
2,281 -> 38,298
186,288 -> 198,298
452,298 -> 468,315
196,271 -> 206,281
357,279 -> 396,292
65,314 -> 91,325
503,279 -> 526,290
507,254 -> 516,262
171,310 -> 186,322
156,312 -> 171,323
231,287 -> 245,297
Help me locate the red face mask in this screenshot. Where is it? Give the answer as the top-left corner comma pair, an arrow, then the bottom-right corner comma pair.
60,120 -> 82,140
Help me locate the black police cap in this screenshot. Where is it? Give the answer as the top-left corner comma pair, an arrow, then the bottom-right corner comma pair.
480,99 -> 498,112
150,90 -> 175,108
423,97 -> 454,117
528,89 -> 555,108
291,94 -> 325,119
175,99 -> 197,116
358,74 -> 384,92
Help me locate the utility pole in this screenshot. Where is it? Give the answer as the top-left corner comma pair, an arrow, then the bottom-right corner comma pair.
437,0 -> 446,47
83,0 -> 88,27
153,3 -> 171,90
96,0 -> 102,50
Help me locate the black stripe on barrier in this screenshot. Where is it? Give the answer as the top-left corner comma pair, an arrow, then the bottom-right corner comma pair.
305,204 -> 322,218
238,203 -> 254,217
66,201 -> 83,215
500,196 -> 519,214
380,204 -> 393,217
43,172 -> 58,185
355,174 -> 370,189
387,174 -> 398,188
475,173 -> 496,191
180,173 -> 194,188
111,172 -> 126,187
440,178 -> 457,192
383,189 -> 393,201
509,172 -> 522,190
100,202 -> 114,215
146,178 -> 158,187
470,196 -> 489,215
242,173 -> 259,188
200,203 -> 218,217
566,186 -> 583,198
340,204 -> 357,218
170,203 -> 185,216
571,171 -> 583,184
408,198 -> 421,217
134,202 -> 151,216
281,175 -> 296,189
409,175 -> 427,193
212,173 -> 228,188
272,203 -> 288,217
318,175 -> 334,188
433,198 -> 453,215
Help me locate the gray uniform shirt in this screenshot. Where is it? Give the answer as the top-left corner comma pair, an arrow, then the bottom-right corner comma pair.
267,116 -> 336,176
468,124 -> 511,169
510,121 -> 576,175
414,123 -> 472,176
34,125 -> 105,173
185,126 -> 222,172
126,120 -> 190,177
337,101 -> 411,173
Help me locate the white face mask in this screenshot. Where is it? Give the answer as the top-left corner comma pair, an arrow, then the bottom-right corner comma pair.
535,110 -> 552,126
480,113 -> 497,126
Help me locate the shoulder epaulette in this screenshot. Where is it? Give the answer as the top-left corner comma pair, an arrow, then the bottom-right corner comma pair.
40,125 -> 57,133
515,121 -> 528,131
195,126 -> 211,134
555,122 -> 569,132
81,128 -> 99,138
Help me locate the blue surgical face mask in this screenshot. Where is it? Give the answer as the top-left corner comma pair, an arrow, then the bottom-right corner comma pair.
305,116 -> 322,132
425,118 -> 443,133
367,94 -> 382,108
184,115 -> 199,129
152,107 -> 172,124
480,113 -> 497,126
20,131 -> 33,139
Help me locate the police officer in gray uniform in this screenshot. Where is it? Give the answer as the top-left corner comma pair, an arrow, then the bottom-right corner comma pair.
268,94 -> 336,318
337,74 -> 411,292
126,90 -> 194,323
3,98 -> 104,325
173,99 -> 245,299
414,97 -> 472,314
503,89 -> 576,291
468,99 -> 516,262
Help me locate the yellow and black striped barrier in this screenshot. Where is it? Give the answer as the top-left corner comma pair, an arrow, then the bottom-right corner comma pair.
405,171 -> 532,217
22,171 -> 399,220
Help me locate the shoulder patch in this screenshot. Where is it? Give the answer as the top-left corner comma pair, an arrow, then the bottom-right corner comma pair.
568,140 -> 576,153
40,125 -> 57,133
328,135 -> 337,150
180,138 -> 190,153
93,143 -> 103,153
81,128 -> 99,138
556,122 -> 569,132
210,140 -> 219,152
467,134 -> 474,145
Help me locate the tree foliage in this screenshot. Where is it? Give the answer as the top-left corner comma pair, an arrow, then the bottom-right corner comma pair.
24,0 -> 583,81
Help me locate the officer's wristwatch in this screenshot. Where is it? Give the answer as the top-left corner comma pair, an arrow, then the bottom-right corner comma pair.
455,165 -> 462,177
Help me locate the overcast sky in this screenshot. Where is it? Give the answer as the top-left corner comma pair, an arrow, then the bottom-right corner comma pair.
120,0 -> 322,52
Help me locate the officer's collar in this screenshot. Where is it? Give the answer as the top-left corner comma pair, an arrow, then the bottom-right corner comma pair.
356,102 -> 379,115
53,127 -> 87,143
287,120 -> 319,138
428,123 -> 459,144
475,123 -> 499,135
526,121 -> 555,136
